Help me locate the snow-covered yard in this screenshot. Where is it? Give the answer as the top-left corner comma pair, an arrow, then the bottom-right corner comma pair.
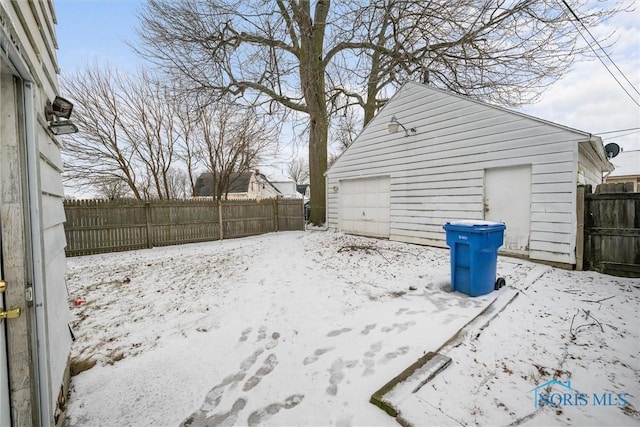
63,231 -> 640,426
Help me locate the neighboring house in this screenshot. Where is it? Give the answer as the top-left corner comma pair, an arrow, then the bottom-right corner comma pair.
1,2 -> 73,426
604,150 -> 640,191
194,170 -> 282,200
326,82 -> 613,267
270,177 -> 303,199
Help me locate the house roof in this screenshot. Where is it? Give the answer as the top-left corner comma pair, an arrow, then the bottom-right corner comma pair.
327,81 -> 613,174
194,172 -> 253,197
194,171 -> 284,197
608,150 -> 640,177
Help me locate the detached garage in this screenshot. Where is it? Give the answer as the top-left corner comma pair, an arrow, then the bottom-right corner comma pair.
326,82 -> 613,267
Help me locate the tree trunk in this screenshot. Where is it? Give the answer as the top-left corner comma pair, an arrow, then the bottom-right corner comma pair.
299,0 -> 329,225
363,59 -> 380,127
307,107 -> 328,225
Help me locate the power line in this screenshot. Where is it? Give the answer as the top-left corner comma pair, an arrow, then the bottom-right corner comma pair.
604,131 -> 640,140
565,1 -> 640,97
596,127 -> 640,135
559,0 -> 640,107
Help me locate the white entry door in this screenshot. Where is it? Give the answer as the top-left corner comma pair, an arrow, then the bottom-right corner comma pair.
1,244 -> 10,427
339,176 -> 390,238
484,165 -> 531,254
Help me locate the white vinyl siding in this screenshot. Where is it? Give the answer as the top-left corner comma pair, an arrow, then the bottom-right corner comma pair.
2,0 -> 71,423
327,82 -> 608,265
578,143 -> 605,187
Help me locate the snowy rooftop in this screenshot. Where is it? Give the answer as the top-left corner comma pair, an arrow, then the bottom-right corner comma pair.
608,150 -> 640,177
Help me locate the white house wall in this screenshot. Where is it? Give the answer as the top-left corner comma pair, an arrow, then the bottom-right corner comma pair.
1,0 -> 71,424
38,123 -> 71,418
578,143 -> 605,187
327,82 -> 602,265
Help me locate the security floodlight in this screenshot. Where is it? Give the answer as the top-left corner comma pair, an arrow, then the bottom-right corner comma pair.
44,95 -> 79,135
388,115 -> 416,137
48,121 -> 79,136
44,96 -> 74,121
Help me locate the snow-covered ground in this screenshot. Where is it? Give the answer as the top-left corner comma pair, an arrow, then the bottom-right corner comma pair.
63,231 -> 640,426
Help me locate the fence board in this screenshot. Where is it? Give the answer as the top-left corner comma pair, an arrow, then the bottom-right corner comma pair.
582,184 -> 640,277
64,198 -> 304,256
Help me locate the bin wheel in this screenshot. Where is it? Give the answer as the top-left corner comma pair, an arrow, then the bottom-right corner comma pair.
495,277 -> 506,290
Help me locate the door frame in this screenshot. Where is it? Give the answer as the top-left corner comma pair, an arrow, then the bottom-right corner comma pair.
1,226 -> 10,427
0,50 -> 41,426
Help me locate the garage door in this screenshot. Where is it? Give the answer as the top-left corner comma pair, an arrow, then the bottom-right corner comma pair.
339,176 -> 390,238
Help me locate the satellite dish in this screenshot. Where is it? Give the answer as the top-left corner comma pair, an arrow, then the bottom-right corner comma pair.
604,143 -> 620,159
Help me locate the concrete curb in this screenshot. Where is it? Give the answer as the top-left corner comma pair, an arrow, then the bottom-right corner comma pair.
370,264 -> 551,423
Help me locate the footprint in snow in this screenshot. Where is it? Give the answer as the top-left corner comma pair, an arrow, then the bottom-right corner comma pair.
257,325 -> 267,341
362,341 -> 382,376
183,328 -> 281,425
360,324 -> 376,335
243,354 -> 278,391
381,346 -> 410,363
181,398 -> 246,427
303,347 -> 334,365
199,372 -> 247,412
381,320 -> 415,333
247,394 -> 304,426
327,327 -> 351,337
266,332 -> 280,350
239,327 -> 253,342
326,358 -> 358,396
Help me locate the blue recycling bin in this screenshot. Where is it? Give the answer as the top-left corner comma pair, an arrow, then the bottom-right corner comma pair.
443,221 -> 506,297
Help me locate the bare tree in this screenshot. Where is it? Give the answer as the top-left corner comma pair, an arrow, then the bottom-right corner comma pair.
332,107 -> 361,153
194,97 -> 277,200
61,65 -> 275,200
175,98 -> 203,196
165,169 -> 190,199
118,70 -> 179,199
61,65 -> 144,199
287,157 -> 309,184
135,0 -> 624,222
329,1 -> 628,125
62,66 -> 183,199
94,178 -> 130,200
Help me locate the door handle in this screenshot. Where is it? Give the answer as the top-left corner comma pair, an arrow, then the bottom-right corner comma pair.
0,280 -> 6,293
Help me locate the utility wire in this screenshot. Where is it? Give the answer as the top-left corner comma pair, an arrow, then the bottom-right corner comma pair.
560,0 -> 640,107
596,127 -> 640,135
562,1 -> 640,97
602,130 -> 640,140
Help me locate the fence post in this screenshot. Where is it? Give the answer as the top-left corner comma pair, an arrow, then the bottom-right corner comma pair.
576,185 -> 586,271
273,198 -> 279,232
218,199 -> 224,240
576,185 -> 591,271
145,201 -> 153,248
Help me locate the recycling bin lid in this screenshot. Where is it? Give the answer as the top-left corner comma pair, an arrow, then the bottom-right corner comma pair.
443,220 -> 506,231
449,220 -> 503,226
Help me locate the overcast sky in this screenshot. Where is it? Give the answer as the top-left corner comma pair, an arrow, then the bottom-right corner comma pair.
55,1 -> 640,153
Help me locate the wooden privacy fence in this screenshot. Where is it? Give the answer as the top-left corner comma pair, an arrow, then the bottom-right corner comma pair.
577,183 -> 640,278
64,198 -> 304,257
